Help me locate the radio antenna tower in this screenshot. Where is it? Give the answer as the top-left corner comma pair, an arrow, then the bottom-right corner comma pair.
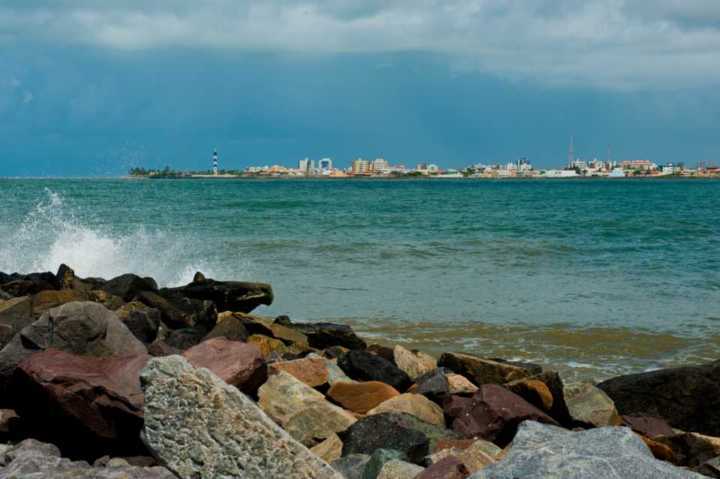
568,136 -> 575,168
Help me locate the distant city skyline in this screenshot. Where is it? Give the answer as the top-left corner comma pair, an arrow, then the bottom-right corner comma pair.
1,2 -> 719,176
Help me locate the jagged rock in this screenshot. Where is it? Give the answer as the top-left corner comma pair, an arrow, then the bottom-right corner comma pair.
505,378 -> 553,412
245,316 -> 310,348
116,301 -> 161,343
13,349 -> 149,458
165,276 -> 273,313
438,353 -> 540,386
339,350 -> 412,391
0,438 -> 175,478
530,370 -> 572,426
203,313 -> 249,341
377,459 -> 425,479
31,289 -> 89,316
141,355 -> 342,479
182,337 -> 266,395
0,301 -> 146,404
285,402 -> 358,447
0,272 -> 58,297
363,449 -> 408,479
269,355 -> 329,387
136,290 -> 216,330
339,413 -> 432,465
367,344 -> 397,363
248,333 -> 293,357
413,368 -> 451,400
326,358 -> 355,385
417,456 -> 469,479
282,319 -> 367,350
332,454 -> 371,479
624,415 -> 675,438
444,384 -> 558,446
162,325 -> 211,350
101,274 -> 158,302
311,433 -> 344,463
563,381 -> 622,427
446,373 -> 478,395
0,296 -> 32,348
394,345 -> 437,381
368,393 -> 445,427
328,381 -> 400,414
598,361 -> 720,436
469,421 -> 705,479
656,432 -> 720,467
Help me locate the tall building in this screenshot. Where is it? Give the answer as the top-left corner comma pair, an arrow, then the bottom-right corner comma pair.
318,158 -> 333,172
212,150 -> 219,176
351,158 -> 370,175
371,158 -> 389,173
298,158 -> 314,175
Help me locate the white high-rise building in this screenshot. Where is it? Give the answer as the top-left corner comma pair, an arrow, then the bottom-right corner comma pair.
371,158 -> 389,173
319,158 -> 333,172
298,158 -> 314,175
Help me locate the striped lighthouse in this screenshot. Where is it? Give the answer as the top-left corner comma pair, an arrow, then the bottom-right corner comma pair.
212,150 -> 219,176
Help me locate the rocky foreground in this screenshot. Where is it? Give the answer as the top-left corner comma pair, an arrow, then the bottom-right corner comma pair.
1,266 -> 719,478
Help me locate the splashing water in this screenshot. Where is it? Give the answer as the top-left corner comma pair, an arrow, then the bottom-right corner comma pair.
0,189 -> 235,286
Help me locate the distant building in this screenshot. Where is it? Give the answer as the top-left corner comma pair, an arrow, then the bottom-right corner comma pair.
212,150 -> 219,176
298,158 -> 316,175
318,158 -> 333,173
351,158 -> 370,175
371,158 -> 389,174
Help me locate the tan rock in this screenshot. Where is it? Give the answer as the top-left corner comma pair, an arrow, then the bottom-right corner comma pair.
31,289 -> 88,315
446,373 -> 478,394
393,345 -> 437,381
325,358 -> 355,385
285,403 -> 356,446
248,334 -> 289,358
506,378 -> 554,412
564,382 -> 622,427
377,459 -> 425,479
328,381 -> 400,414
253,317 -> 310,348
458,438 -> 500,473
269,355 -> 329,387
438,352 -> 539,385
310,433 -> 343,463
368,393 -> 445,427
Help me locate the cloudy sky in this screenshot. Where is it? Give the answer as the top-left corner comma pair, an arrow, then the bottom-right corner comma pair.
1,1 -> 719,175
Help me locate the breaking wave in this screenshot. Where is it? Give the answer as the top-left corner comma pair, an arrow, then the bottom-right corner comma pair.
0,189 -> 243,286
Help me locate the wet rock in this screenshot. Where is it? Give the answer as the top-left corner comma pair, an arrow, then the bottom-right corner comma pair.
339,350 -> 412,391
0,301 -> 146,404
0,296 -> 32,348
417,456 -> 469,479
563,381 -> 622,427
332,454 -> 371,479
284,320 -> 367,350
505,378 -> 553,412
269,354 -> 329,387
116,301 -> 161,343
394,345 -> 437,381
414,368 -> 451,400
656,432 -> 720,467
328,381 -> 400,414
438,353 -> 540,386
469,421 -> 705,479
340,413 -> 432,465
0,272 -> 58,297
377,459 -> 425,479
0,438 -> 175,478
446,373 -> 478,395
203,312 -> 249,341
311,433 -> 344,463
444,384 -> 558,446
101,274 -> 158,302
141,355 -> 342,479
624,415 -> 675,438
136,290 -> 216,330
363,449 -> 408,479
166,276 -> 273,313
182,337 -> 266,395
598,360 -> 720,436
13,349 -> 149,458
368,393 -> 446,427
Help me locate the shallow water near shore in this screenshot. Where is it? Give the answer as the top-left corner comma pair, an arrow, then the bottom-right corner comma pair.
1,178 -> 718,380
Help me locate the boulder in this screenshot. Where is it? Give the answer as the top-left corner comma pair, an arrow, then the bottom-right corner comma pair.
0,271 -> 58,297
417,456 -> 469,479
363,449 -> 408,479
377,459 -> 425,479
623,415 -> 675,438
394,345 -> 437,381
446,373 -> 478,395
656,432 -> 720,467
285,402 -> 358,447
268,355 -> 329,387
438,353 -> 540,386
203,313 -> 249,341
140,355 -> 343,479
162,325 -> 211,350
31,289 -> 89,315
505,378 -> 553,412
282,319 -> 367,350
444,384 -> 558,446
0,296 -> 33,348
0,301 -> 146,404
328,381 -> 400,414
244,316 -> 309,348
696,457 -> 720,478
367,344 -> 397,363
433,439 -> 500,474
414,368 -> 451,400
332,454 -> 371,479
136,290 -> 216,330
530,370 -> 572,426
0,438 -> 175,478
598,361 -> 720,436
165,276 -> 273,313
311,433 -> 344,463
326,358 -> 355,385
339,413 -> 432,465
182,337 -> 266,395
339,350 -> 412,391
101,274 -> 158,301
468,421 -> 705,479
368,393 -> 446,427
248,334 -> 290,357
563,381 -> 622,427
116,301 -> 161,343
12,349 -> 149,458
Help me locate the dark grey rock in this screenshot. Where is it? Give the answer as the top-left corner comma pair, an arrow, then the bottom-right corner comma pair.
101,274 -> 158,302
116,302 -> 161,343
363,449 -> 407,479
281,319 -> 367,350
332,454 -> 371,479
414,368 -> 450,400
339,350 -> 411,391
469,421 -> 705,479
0,297 -> 33,349
165,275 -> 273,313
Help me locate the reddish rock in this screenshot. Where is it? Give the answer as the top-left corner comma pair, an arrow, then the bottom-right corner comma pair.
328,381 -> 400,414
623,415 -> 674,438
444,384 -> 558,446
182,337 -> 266,395
506,378 -> 554,412
268,355 -> 329,387
416,456 -> 469,479
12,349 -> 149,458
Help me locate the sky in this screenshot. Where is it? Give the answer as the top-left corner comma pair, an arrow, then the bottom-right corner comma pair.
1,1 -> 719,176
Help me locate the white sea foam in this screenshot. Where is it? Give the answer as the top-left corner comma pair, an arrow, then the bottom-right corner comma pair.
0,189 -> 241,286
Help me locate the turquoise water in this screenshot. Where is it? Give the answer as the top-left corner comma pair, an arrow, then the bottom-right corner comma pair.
1,178 -> 718,378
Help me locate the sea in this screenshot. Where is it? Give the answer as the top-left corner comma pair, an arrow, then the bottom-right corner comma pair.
1,178 -> 718,380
